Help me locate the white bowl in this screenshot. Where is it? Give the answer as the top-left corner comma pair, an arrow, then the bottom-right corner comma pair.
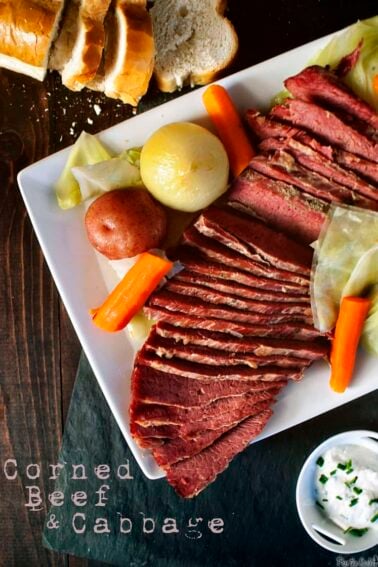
296,430 -> 378,554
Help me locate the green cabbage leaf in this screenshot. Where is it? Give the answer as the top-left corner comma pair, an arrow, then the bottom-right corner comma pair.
310,16 -> 378,110
55,132 -> 112,209
311,206 -> 378,355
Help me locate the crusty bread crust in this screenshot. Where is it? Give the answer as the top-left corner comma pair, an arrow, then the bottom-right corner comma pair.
104,0 -> 155,106
152,0 -> 238,93
61,0 -> 112,91
0,0 -> 65,79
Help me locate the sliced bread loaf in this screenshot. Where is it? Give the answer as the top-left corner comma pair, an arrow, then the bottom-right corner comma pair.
0,0 -> 66,81
150,0 -> 238,92
49,0 -> 112,90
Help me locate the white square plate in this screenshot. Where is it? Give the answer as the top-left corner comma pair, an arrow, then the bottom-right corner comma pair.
18,29 -> 378,480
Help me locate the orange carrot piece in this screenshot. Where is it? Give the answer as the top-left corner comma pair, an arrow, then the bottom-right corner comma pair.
202,84 -> 255,177
90,252 -> 173,332
373,74 -> 378,96
329,296 -> 371,393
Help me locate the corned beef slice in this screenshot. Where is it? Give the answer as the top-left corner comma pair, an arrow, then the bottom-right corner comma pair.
131,364 -> 287,408
144,306 -> 324,340
270,99 -> 378,163
155,322 -> 329,360
228,169 -> 327,244
198,206 -> 312,274
163,281 -> 312,316
175,271 -> 310,303
336,151 -> 378,185
176,250 -> 307,294
249,152 -> 355,204
182,226 -> 309,285
259,137 -> 378,204
146,332 -> 311,369
147,292 -> 314,325
246,109 -> 302,142
137,350 -> 304,382
132,399 -> 273,440
132,388 -> 280,426
285,65 -> 378,131
166,410 -> 272,498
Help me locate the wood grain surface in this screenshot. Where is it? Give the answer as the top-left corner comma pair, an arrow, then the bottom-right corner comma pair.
0,1 -> 377,565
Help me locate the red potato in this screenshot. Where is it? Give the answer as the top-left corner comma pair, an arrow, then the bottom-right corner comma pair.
85,188 -> 167,259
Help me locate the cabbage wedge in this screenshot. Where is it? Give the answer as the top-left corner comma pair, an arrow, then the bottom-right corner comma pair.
312,205 -> 378,355
55,132 -> 112,209
311,16 -> 378,110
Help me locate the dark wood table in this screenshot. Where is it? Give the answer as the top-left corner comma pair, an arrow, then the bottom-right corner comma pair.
1,1 -> 377,565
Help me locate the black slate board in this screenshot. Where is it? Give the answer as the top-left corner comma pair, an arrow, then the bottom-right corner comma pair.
43,353 -> 378,565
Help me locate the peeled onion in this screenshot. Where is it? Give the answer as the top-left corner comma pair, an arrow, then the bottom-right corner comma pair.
140,122 -> 229,212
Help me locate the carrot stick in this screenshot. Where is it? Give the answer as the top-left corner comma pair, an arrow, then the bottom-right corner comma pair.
202,84 -> 255,177
373,74 -> 378,96
90,252 -> 173,332
329,296 -> 371,393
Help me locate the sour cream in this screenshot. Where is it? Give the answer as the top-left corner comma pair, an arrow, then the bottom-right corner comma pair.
315,444 -> 378,533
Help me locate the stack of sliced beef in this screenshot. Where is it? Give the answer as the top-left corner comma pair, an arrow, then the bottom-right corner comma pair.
230,65 -> 378,244
130,205 -> 329,497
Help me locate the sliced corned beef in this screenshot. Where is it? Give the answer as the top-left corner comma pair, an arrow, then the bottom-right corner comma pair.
132,399 -> 273,439
259,137 -> 378,204
166,410 -> 272,498
285,65 -> 378,131
177,250 -> 308,294
336,150 -> 378,185
152,426 -> 233,467
144,306 -> 324,340
155,322 -> 329,360
162,280 -> 312,316
270,99 -> 378,163
183,226 -> 309,285
228,169 -> 328,244
175,271 -> 310,303
147,292 -> 314,325
137,350 -> 304,382
146,333 -> 311,369
246,109 -> 302,142
133,389 -> 280,426
198,206 -> 313,274
249,152 -> 357,204
131,364 -> 287,408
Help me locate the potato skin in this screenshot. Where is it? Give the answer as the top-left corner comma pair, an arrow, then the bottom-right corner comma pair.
85,189 -> 167,259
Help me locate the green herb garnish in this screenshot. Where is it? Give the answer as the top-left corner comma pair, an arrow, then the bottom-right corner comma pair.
369,498 -> 378,505
337,463 -> 347,471
350,498 -> 359,507
345,476 -> 358,488
353,487 -> 363,495
344,527 -> 369,537
316,500 -> 324,509
319,474 -> 328,484
336,496 -> 343,500
322,498 -> 328,502
371,513 -> 378,523
316,456 -> 325,467
330,469 -> 337,476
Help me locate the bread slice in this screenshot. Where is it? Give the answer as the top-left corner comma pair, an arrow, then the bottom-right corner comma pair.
49,0 -> 112,91
102,0 -> 155,106
0,0 -> 65,81
151,0 -> 238,92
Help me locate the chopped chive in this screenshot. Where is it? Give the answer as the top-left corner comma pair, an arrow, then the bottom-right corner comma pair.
345,459 -> 353,469
336,496 -> 343,500
322,498 -> 328,502
330,469 -> 337,476
350,498 -> 359,507
344,527 -> 368,537
371,513 -> 378,523
319,474 -> 328,484
316,456 -> 324,467
347,468 -> 354,475
369,498 -> 378,505
337,463 -> 347,470
353,487 -> 363,495
316,500 -> 324,510
345,476 -> 358,488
